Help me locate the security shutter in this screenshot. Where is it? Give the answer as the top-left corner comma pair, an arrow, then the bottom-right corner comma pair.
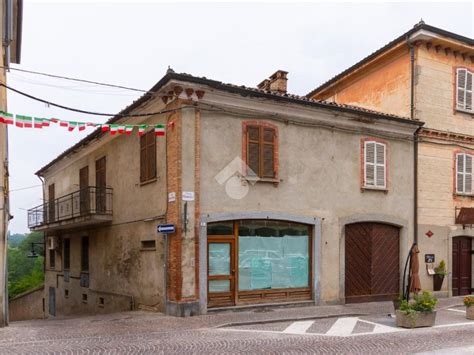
457,153 -> 473,194
457,68 -> 473,111
364,141 -> 386,188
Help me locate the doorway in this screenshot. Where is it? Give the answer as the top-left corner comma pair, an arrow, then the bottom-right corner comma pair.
452,236 -> 472,296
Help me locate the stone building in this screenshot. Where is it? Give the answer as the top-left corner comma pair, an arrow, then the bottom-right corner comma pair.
29,69 -> 422,317
308,22 -> 474,297
0,0 -> 23,327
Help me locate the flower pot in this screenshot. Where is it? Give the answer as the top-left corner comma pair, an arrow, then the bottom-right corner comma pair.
433,274 -> 444,291
467,306 -> 474,320
395,310 -> 437,328
393,299 -> 401,311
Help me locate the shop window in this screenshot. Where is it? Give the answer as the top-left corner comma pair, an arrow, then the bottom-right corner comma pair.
237,220 -> 310,291
207,221 -> 234,236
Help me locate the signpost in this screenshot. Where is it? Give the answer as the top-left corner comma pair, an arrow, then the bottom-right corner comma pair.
157,224 -> 176,234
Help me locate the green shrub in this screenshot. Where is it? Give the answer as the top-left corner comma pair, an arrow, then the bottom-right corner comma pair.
434,260 -> 447,276
400,291 -> 437,314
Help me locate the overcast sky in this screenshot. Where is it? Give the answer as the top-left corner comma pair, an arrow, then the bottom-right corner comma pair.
6,1 -> 473,233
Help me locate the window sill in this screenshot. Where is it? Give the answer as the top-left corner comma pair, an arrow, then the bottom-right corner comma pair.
361,186 -> 388,193
140,178 -> 157,186
456,108 -> 474,116
454,193 -> 474,198
140,248 -> 156,252
244,176 -> 280,184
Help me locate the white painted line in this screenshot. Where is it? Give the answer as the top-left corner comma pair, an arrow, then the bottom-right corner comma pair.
447,308 -> 466,314
358,319 -> 403,333
433,321 -> 474,329
282,320 -> 315,334
326,317 -> 359,336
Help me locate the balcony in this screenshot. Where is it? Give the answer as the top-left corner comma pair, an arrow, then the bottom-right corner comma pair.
28,186 -> 113,232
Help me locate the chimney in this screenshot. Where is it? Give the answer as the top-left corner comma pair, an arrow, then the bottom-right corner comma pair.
257,70 -> 288,93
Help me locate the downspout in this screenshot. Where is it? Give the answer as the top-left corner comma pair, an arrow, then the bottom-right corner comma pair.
409,39 -> 419,245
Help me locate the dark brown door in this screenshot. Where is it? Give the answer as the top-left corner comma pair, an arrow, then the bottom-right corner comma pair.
79,166 -> 89,215
452,237 -> 472,296
207,237 -> 235,307
345,223 -> 400,303
48,184 -> 55,223
95,157 -> 106,213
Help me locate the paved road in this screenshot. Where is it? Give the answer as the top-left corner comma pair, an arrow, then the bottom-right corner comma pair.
0,300 -> 473,354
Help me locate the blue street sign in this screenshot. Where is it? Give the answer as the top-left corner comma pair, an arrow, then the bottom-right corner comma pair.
157,224 -> 176,234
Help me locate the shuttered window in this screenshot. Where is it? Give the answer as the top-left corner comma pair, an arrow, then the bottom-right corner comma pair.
364,141 -> 386,189
456,68 -> 473,112
456,153 -> 473,194
246,125 -> 276,178
140,130 -> 157,183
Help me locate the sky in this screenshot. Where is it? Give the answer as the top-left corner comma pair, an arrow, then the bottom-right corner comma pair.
6,0 -> 473,233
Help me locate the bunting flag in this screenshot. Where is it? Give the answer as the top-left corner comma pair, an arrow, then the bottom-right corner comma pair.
155,124 -> 165,136
0,111 -> 168,137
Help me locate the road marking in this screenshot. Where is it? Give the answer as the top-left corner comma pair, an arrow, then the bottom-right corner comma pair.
447,308 -> 466,314
282,320 -> 314,334
326,317 -> 359,336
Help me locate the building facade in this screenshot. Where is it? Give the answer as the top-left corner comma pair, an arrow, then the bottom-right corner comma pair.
29,70 -> 421,317
309,22 -> 474,297
0,0 -> 22,327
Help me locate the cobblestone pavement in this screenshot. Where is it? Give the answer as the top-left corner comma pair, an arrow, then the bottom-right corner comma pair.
0,297 -> 473,354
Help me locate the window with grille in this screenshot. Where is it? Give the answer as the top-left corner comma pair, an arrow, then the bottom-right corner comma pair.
364,141 -> 387,189
456,153 -> 473,195
140,130 -> 157,183
456,68 -> 473,112
245,124 -> 277,179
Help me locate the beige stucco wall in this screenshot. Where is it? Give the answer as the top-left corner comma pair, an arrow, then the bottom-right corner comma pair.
41,98 -> 169,317
199,106 -> 417,303
9,287 -> 44,321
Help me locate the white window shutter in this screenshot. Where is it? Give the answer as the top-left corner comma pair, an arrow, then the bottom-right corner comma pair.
457,68 -> 466,110
456,154 -> 465,193
365,142 -> 375,186
466,155 -> 473,194
466,71 -> 473,111
375,143 -> 386,188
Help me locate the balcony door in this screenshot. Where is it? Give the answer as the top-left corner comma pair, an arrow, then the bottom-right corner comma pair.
95,157 -> 106,213
79,166 -> 89,215
48,184 -> 55,223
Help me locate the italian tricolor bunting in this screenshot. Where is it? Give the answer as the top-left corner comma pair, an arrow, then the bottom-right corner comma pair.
68,122 -> 77,131
34,118 -> 44,129
125,125 -> 134,136
138,124 -> 148,136
0,112 -> 14,125
109,124 -> 118,135
16,115 -> 33,128
154,124 -> 165,136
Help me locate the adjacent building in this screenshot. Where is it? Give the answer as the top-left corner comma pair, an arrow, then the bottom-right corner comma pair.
308,22 -> 474,297
29,69 -> 422,317
0,0 -> 22,327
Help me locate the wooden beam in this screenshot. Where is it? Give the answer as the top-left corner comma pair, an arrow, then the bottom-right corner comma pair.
444,47 -> 452,56
426,42 -> 432,51
453,50 -> 459,59
435,45 -> 442,53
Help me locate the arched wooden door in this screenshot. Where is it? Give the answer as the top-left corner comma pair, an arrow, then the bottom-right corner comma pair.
345,223 -> 400,303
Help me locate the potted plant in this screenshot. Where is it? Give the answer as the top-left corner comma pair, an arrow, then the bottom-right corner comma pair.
393,295 -> 404,311
464,296 -> 474,320
396,291 -> 438,328
433,260 -> 447,291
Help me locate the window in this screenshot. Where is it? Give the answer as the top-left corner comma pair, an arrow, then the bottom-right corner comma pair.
140,240 -> 156,250
140,130 -> 157,183
456,153 -> 473,195
63,238 -> 70,270
81,236 -> 89,272
363,140 -> 387,189
244,123 -> 277,179
456,68 -> 473,112
49,249 -> 55,269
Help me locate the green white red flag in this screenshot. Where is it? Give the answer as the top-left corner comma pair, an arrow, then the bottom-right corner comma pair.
68,122 -> 78,131
34,118 -> 44,129
16,115 -> 33,128
138,124 -> 148,136
0,112 -> 14,124
125,125 -> 134,136
154,124 -> 165,136
109,124 -> 118,135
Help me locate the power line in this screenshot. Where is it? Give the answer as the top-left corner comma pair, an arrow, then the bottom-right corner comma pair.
9,184 -> 42,192
0,82 -> 187,117
2,66 -> 150,93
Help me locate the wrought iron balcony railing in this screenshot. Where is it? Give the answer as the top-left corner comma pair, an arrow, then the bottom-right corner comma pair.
27,186 -> 113,229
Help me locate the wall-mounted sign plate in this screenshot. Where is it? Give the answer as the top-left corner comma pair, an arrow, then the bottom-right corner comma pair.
182,191 -> 195,201
157,224 -> 176,234
425,254 -> 435,263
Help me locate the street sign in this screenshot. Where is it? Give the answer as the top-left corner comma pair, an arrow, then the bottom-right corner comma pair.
157,224 -> 176,234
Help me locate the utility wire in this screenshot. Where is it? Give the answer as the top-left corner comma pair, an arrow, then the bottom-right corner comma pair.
1,66 -> 150,93
9,184 -> 42,192
0,82 -> 186,117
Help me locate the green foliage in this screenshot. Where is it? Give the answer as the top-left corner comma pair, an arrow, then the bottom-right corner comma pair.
400,291 -> 438,314
7,233 -> 27,248
434,260 -> 447,276
7,232 -> 44,299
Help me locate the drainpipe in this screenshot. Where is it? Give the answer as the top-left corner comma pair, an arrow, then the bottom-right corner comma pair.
409,39 -> 419,245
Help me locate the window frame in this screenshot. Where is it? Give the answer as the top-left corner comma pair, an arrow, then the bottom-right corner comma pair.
242,121 -> 279,182
362,138 -> 388,191
455,67 -> 473,114
140,130 -> 157,184
455,152 -> 473,196
49,248 -> 56,269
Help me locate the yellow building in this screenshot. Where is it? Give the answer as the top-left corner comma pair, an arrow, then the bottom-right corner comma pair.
309,21 -> 474,297
0,0 -> 23,327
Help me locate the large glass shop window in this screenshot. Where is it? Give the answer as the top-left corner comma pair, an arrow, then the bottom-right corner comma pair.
238,220 -> 309,291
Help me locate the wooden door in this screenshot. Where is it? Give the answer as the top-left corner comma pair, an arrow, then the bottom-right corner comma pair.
79,166 -> 89,215
345,223 -> 400,303
452,237 -> 472,296
48,184 -> 55,223
95,157 -> 106,213
48,287 -> 56,316
207,237 -> 235,307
